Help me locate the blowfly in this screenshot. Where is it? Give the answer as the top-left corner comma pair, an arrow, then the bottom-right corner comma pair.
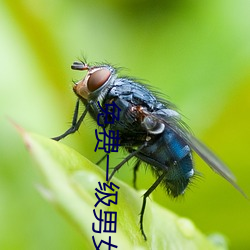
52,60 -> 246,240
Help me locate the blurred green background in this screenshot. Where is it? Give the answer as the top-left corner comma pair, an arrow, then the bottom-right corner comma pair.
1,0 -> 250,249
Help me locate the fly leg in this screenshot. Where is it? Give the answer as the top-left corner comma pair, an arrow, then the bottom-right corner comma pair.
140,171 -> 167,240
133,160 -> 141,189
108,144 -> 146,182
52,99 -> 89,141
96,153 -> 108,165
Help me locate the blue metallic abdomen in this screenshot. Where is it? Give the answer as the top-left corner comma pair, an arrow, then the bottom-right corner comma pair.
136,128 -> 193,197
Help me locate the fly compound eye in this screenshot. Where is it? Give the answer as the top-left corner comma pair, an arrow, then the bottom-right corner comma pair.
87,68 -> 111,92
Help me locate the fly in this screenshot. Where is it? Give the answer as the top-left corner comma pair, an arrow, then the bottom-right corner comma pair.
52,60 -> 246,240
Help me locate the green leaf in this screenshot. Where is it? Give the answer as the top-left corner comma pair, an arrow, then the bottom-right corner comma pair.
19,128 -> 227,250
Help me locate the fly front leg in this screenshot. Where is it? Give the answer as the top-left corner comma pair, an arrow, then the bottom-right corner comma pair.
140,171 -> 167,240
52,99 -> 89,141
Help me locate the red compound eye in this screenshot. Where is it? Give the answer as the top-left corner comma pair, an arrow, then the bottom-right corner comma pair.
87,68 -> 111,92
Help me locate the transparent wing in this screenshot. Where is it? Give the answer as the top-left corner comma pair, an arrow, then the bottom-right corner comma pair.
148,110 -> 247,198
169,121 -> 247,198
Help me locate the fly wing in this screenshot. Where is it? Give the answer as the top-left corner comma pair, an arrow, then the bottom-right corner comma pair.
170,122 -> 247,198
150,109 -> 247,198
